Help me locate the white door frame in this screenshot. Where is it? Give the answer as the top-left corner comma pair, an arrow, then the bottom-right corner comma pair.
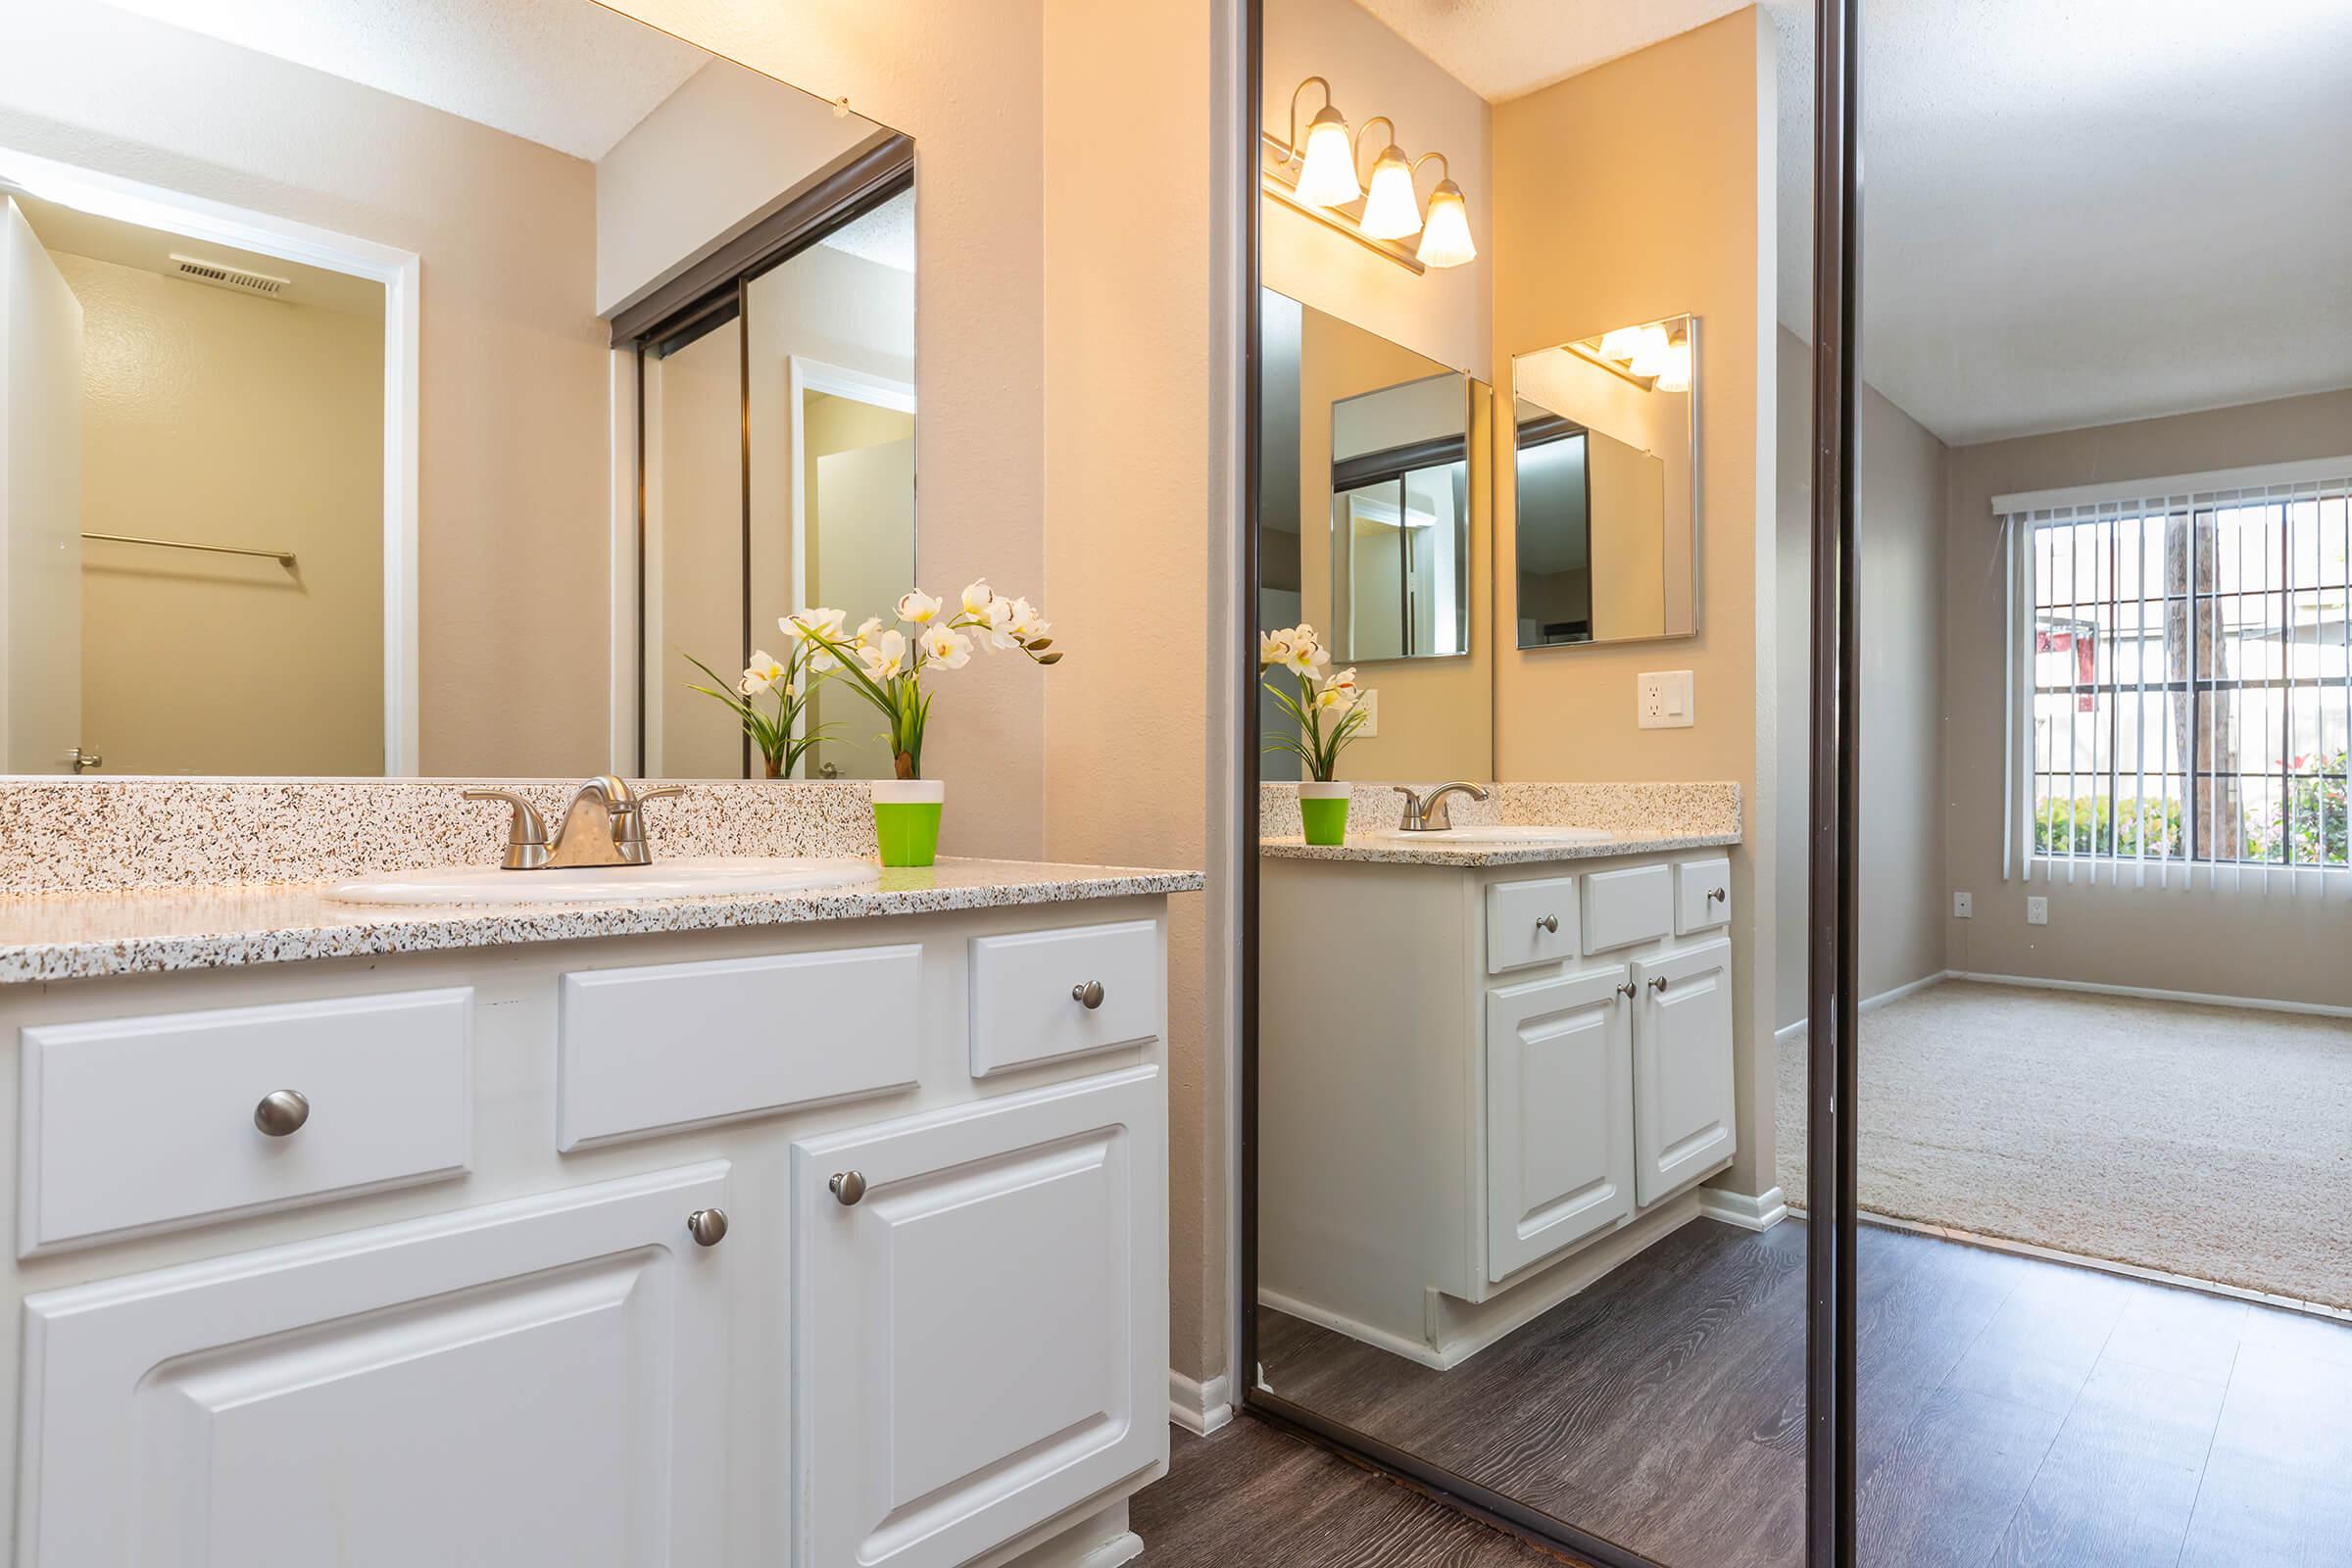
785,354 -> 916,616
0,144 -> 423,774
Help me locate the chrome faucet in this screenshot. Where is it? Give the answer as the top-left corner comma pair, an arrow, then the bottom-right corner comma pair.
464,776 -> 684,870
1393,781 -> 1490,832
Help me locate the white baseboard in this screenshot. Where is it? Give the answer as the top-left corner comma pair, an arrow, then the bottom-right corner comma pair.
1256,1286 -> 1448,1371
1167,1369 -> 1233,1437
1776,969 -> 1953,1043
1948,970 -> 2352,1019
1698,1184 -> 1788,1231
1077,1534 -> 1145,1568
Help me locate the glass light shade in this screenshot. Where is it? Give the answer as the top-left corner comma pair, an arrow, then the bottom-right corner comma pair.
1597,326 -> 1645,361
1628,323 -> 1673,378
1415,180 -> 1477,268
1358,147 -> 1423,240
1294,109 -> 1362,208
1655,337 -> 1692,393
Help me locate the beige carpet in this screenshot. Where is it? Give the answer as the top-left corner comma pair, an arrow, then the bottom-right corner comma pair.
1777,980 -> 2352,1309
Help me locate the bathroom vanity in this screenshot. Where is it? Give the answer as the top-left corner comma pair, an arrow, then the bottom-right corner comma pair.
0,812 -> 1199,1568
1256,805 -> 1741,1371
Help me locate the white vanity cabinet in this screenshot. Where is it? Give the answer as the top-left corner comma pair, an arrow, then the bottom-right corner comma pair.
0,893 -> 1178,1568
1258,848 -> 1740,1370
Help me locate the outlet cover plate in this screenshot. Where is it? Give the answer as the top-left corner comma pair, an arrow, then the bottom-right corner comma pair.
2026,896 -> 2049,926
1638,670 -> 1695,729
1953,891 -> 1972,918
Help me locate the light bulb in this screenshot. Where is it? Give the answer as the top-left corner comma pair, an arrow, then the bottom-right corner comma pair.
1415,179 -> 1476,268
1655,336 -> 1691,393
1628,324 -> 1672,378
1597,326 -> 1644,361
1294,108 -> 1362,208
1358,146 -> 1422,239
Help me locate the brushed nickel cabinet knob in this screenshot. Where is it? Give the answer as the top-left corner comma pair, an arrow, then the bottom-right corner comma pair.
1707,887 -> 1728,904
1072,980 -> 1106,1009
829,1170 -> 867,1206
1536,914 -> 1559,935
1617,981 -> 1638,999
686,1207 -> 728,1247
253,1090 -> 310,1137
1649,975 -> 1671,993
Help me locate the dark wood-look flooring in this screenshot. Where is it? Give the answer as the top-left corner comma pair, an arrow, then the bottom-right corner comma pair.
1133,1418 -> 1576,1566
1234,1218 -> 2352,1567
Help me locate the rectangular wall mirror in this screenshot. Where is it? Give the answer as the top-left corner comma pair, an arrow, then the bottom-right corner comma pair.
1259,286 -> 1492,783
1510,314 -> 1697,647
0,0 -> 909,779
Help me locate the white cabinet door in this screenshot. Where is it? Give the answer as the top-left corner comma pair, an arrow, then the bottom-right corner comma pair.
1485,967 -> 1635,1283
1630,938 -> 1736,1204
793,1066 -> 1166,1568
21,1163 -> 730,1568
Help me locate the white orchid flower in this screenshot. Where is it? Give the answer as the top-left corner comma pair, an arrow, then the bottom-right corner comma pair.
1325,666 -> 1360,696
897,590 -> 941,625
1259,628 -> 1296,667
738,650 -> 788,696
1280,632 -> 1329,681
858,628 -> 907,679
782,608 -> 846,671
1313,683 -> 1355,715
920,623 -> 974,669
960,579 -> 995,616
975,596 -> 1022,650
1007,597 -> 1049,640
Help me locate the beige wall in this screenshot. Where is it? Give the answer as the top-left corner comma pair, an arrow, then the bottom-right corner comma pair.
1295,309 -> 1493,780
1770,327 -> 1951,1030
1261,0 -> 1493,379
608,0 -> 1049,859
64,254 -> 384,775
1039,0 -> 1219,1392
0,1 -> 612,776
1941,386 -> 2352,1009
594,58 -> 877,318
1493,9 -> 1780,1195
804,397 -> 915,779
644,317 -> 745,779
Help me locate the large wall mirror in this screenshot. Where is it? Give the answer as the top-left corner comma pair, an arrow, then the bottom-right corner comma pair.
0,0 -> 909,779
1510,314 -> 1697,647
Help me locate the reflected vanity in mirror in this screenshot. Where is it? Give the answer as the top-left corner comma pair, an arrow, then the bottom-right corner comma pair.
1510,315 -> 1696,648
0,0 -> 911,779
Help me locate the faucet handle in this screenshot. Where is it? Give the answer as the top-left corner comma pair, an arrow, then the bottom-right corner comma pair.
463,788 -> 550,870
610,783 -> 685,854
1391,785 -> 1424,831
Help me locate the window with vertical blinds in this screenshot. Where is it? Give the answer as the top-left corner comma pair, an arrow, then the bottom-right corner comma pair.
1999,461 -> 2352,885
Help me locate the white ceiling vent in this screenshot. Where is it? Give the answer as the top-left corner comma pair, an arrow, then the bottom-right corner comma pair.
170,254 -> 292,301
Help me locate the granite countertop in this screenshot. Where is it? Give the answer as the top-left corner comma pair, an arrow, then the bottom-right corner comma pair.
1259,827 -> 1740,867
0,858 -> 1205,985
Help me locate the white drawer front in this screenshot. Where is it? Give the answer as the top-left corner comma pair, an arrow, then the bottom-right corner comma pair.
969,919 -> 1160,1077
1486,875 -> 1580,974
1582,864 -> 1674,953
558,945 -> 920,1150
1676,857 -> 1732,934
20,990 -> 471,1255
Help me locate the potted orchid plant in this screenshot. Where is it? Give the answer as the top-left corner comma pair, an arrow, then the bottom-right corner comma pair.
684,643 -> 833,779
1260,623 -> 1371,846
786,580 -> 1059,866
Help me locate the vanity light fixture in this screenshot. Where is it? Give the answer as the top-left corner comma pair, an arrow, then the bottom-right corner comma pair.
1655,333 -> 1693,393
1355,122 -> 1421,240
1261,77 -> 1474,274
1569,318 -> 1692,393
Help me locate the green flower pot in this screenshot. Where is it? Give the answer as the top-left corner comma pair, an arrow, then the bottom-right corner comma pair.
1298,781 -> 1350,846
870,779 -> 945,867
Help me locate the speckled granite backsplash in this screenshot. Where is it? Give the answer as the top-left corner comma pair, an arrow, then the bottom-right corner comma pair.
0,779 -> 881,896
1258,780 -> 1741,838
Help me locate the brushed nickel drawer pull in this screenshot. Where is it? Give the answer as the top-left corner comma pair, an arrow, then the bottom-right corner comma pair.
686,1207 -> 728,1247
1072,980 -> 1106,1009
1536,914 -> 1559,935
829,1170 -> 867,1206
253,1090 -> 310,1138
1649,975 -> 1670,993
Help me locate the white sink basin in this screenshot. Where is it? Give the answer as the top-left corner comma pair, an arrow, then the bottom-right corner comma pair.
1365,825 -> 1617,847
327,856 -> 879,906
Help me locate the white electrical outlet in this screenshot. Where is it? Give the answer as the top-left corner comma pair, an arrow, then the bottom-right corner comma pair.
1638,670 -> 1694,729
2026,896 -> 2049,926
1353,689 -> 1378,738
1952,891 -> 1972,918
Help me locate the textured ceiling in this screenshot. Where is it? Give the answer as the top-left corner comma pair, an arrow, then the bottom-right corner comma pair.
820,187 -> 914,274
1351,0 -> 2352,446
91,0 -> 713,160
